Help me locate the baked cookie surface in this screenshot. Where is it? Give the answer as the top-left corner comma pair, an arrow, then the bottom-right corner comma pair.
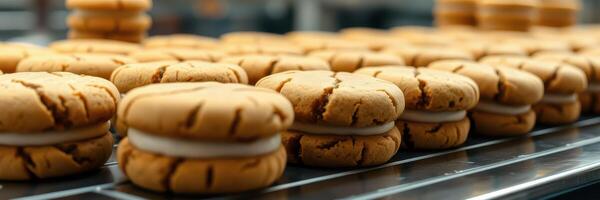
50,39 -> 141,55
129,48 -> 225,63
308,50 -> 405,72
143,34 -> 219,49
67,12 -> 151,32
17,54 -> 136,79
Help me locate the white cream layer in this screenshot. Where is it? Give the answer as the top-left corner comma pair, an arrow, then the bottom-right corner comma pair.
128,128 -> 281,158
475,101 -> 531,115
399,109 -> 466,123
0,122 -> 109,146
289,121 -> 395,136
587,83 -> 600,92
74,10 -> 142,17
540,93 -> 577,104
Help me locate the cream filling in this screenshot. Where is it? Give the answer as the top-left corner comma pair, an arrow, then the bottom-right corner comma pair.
0,122 -> 109,146
587,83 -> 600,92
74,10 -> 142,17
399,109 -> 466,123
540,93 -> 577,104
474,101 -> 531,115
289,121 -> 395,136
128,128 -> 281,158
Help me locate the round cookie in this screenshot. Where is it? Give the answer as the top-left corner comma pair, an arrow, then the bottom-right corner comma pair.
143,34 -> 219,49
67,11 -> 151,33
428,60 -> 544,136
116,82 -> 293,193
476,0 -> 538,31
382,46 -> 473,67
219,43 -> 303,56
66,0 -> 152,11
220,54 -> 331,84
534,52 -> 600,113
0,72 -> 118,180
536,0 -> 580,27
355,66 -> 479,149
256,70 -> 404,167
435,0 -> 477,27
481,55 -> 588,124
17,54 -> 136,79
308,50 -> 405,72
128,48 -> 225,63
457,41 -> 527,60
68,30 -> 146,43
110,61 -> 248,94
50,39 -> 141,55
0,45 -> 56,73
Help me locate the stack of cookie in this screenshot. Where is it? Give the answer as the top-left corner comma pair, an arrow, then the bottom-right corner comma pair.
66,0 -> 152,43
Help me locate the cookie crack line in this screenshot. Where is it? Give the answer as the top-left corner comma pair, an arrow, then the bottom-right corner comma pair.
11,80 -> 67,128
493,68 -> 507,101
544,65 -> 561,90
350,100 -> 362,126
401,122 -> 414,149
184,101 -> 204,129
356,139 -> 367,166
68,84 -> 90,123
53,144 -> 92,166
227,65 -> 244,83
355,56 -> 365,71
316,138 -> 347,150
266,58 -> 281,76
313,73 -> 341,122
452,64 -> 465,73
228,108 -> 242,137
16,147 -> 39,179
163,158 -> 183,192
378,89 -> 399,116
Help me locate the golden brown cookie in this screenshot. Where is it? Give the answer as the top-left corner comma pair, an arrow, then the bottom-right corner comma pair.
220,54 -> 331,84
281,127 -> 400,167
219,43 -> 303,56
16,54 -> 136,79
256,70 -> 404,167
67,11 -> 151,33
308,50 -> 405,72
382,46 -> 473,67
476,0 -> 538,31
68,30 -> 146,43
481,55 -> 587,124
67,0 -> 152,11
458,42 -> 527,60
505,37 -> 571,56
339,27 -> 409,51
536,0 -> 580,27
580,47 -> 600,57
286,31 -> 370,53
435,0 -> 477,27
390,26 -> 456,47
110,61 -> 248,94
0,72 -> 118,180
143,34 -> 219,49
128,48 -> 225,63
428,60 -> 544,136
116,82 -> 294,193
355,66 -> 478,149
220,31 -> 288,45
0,45 -> 56,73
50,39 -> 142,55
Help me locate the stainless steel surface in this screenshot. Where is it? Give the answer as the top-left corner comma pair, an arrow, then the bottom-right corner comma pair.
3,117 -> 600,200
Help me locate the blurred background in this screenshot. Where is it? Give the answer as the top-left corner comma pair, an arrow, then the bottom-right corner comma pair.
5,0 -> 600,43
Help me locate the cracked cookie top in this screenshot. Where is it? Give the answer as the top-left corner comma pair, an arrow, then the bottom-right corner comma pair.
117,82 -> 294,141
220,54 -> 331,84
143,34 -> 219,49
50,39 -> 141,55
128,48 -> 225,63
381,46 -> 474,67
110,61 -> 248,93
17,54 -> 136,80
429,60 -> 543,105
0,72 -> 119,132
355,66 -> 479,111
533,52 -> 600,82
256,70 -> 404,127
67,0 -> 152,11
480,55 -> 588,94
308,50 -> 405,72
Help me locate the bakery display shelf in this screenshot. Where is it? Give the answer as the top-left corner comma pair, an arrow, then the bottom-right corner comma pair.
4,116 -> 600,200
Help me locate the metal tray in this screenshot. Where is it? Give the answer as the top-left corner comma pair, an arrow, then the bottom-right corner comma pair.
4,116 -> 600,200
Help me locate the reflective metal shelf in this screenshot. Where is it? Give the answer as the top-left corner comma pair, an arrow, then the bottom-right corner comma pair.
4,116 -> 600,200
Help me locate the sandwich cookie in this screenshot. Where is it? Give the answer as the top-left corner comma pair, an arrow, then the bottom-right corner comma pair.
536,0 -> 580,27
481,56 -> 588,124
476,0 -> 538,31
116,82 -> 293,193
256,71 -> 404,167
308,50 -> 405,72
110,61 -> 248,94
143,34 -> 219,49
534,52 -> 600,113
382,46 -> 473,67
0,72 -> 118,180
435,0 -> 477,27
67,10 -> 151,33
50,39 -> 141,55
429,60 -> 544,136
219,43 -> 303,56
17,54 -> 136,79
66,0 -> 152,11
355,67 -> 479,149
0,45 -> 56,73
220,54 -> 331,84
128,48 -> 225,63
